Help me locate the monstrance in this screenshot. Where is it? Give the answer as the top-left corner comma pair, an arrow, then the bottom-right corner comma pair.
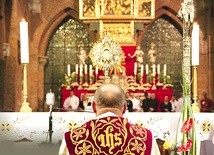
89,35 -> 125,83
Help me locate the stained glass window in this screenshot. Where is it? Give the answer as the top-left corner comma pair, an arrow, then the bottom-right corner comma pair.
142,16 -> 183,96
45,18 -> 91,107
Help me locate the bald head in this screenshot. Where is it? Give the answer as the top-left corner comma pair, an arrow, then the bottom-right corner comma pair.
94,84 -> 126,109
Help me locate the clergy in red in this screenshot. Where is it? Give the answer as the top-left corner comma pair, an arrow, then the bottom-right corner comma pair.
62,84 -> 160,155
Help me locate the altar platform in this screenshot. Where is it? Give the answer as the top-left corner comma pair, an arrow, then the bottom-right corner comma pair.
0,112 -> 213,144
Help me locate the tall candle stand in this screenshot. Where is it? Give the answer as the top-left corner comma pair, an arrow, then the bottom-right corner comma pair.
20,64 -> 32,112
192,65 -> 200,112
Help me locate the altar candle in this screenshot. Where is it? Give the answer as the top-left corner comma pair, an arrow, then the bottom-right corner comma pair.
146,64 -> 149,75
20,19 -> 29,63
80,64 -> 83,77
134,62 -> 137,75
85,64 -> 87,74
89,65 -> 92,77
140,65 -> 144,76
152,64 -> 156,76
95,66 -> 98,75
163,64 -> 167,76
67,64 -> 70,76
75,64 -> 78,74
157,64 -> 160,74
192,23 -> 199,66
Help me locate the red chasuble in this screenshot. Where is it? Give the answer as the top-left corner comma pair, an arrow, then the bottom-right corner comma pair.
65,116 -> 152,155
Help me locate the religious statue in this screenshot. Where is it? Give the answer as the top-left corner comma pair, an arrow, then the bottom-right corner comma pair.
177,0 -> 194,23
128,46 -> 144,67
148,43 -> 156,65
78,47 -> 87,65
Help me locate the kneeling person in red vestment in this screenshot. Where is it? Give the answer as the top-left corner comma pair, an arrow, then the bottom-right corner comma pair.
59,84 -> 160,155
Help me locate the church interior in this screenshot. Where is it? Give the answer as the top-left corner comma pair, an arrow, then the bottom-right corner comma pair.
0,0 -> 214,154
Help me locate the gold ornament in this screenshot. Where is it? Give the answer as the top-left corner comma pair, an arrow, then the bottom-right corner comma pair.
89,35 -> 125,75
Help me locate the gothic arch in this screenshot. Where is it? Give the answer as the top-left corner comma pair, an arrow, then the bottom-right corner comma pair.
38,7 -> 82,56
34,7 -> 87,111
137,3 -> 184,97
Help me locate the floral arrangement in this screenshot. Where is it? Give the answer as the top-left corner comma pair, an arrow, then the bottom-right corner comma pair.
61,72 -> 76,88
163,69 -> 196,155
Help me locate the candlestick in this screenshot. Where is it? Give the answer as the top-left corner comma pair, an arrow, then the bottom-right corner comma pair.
134,62 -> 137,75
192,66 -> 200,112
20,64 -> 32,112
20,19 -> 29,64
89,65 -> 92,77
95,66 -> 98,82
192,23 -> 199,66
95,66 -> 98,75
157,64 -> 160,74
67,64 -> 70,76
152,64 -> 156,76
145,64 -> 149,75
19,19 -> 31,112
80,64 -> 83,77
140,65 -> 144,76
84,64 -> 87,75
75,64 -> 78,74
156,64 -> 161,86
163,64 -> 167,76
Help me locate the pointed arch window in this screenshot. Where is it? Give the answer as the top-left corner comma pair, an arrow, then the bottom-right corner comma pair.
45,18 -> 91,107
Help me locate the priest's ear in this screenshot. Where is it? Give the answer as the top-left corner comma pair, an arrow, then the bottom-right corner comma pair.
122,103 -> 127,114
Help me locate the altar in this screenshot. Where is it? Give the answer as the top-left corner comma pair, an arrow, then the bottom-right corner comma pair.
0,112 -> 213,154
61,39 -> 175,110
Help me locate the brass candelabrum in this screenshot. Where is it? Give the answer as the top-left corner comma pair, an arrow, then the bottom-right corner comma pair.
20,63 -> 32,112
192,65 -> 200,112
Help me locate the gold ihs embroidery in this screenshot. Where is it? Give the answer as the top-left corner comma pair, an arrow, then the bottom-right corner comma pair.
98,126 -> 122,153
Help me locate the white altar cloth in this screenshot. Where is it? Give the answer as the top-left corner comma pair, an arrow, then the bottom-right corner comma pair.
0,112 -> 213,145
